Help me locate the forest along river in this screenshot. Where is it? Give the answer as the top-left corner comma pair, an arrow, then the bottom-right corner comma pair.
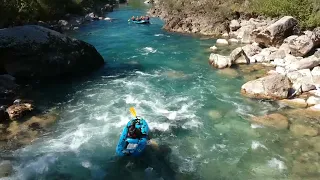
4,2 -> 304,180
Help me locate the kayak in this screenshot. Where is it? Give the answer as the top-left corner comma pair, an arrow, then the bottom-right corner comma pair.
116,118 -> 149,156
131,20 -> 150,24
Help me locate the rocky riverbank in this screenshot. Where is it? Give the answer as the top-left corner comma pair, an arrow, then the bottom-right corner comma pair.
35,3 -> 115,33
148,1 -> 320,178
0,24 -> 105,160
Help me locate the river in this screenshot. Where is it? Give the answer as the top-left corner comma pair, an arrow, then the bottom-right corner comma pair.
3,1 -> 303,180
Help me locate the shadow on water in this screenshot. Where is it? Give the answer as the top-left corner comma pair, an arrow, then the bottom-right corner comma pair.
17,62 -> 144,109
105,144 -> 176,180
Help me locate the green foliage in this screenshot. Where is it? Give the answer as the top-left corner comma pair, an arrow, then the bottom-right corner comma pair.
0,0 -> 116,28
249,0 -> 320,28
158,0 -> 320,29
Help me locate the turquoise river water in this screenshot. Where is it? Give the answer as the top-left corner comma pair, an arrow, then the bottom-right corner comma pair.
2,1 -> 307,180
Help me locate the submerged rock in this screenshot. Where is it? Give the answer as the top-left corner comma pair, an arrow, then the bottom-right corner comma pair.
278,98 -> 308,108
241,74 -> 291,100
0,25 -> 104,79
290,124 -> 318,137
251,113 -> 289,129
0,160 -> 13,178
216,68 -> 239,78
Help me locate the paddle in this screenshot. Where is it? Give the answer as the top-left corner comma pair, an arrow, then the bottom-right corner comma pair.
129,107 -> 137,119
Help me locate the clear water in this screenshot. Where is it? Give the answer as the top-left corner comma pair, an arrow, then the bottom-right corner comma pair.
3,2 -> 303,180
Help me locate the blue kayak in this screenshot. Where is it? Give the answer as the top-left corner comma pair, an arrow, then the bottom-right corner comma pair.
116,118 -> 149,156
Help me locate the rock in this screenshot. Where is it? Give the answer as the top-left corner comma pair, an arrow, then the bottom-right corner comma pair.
251,113 -> 289,129
311,66 -> 320,76
230,20 -> 241,31
85,12 -> 97,21
222,33 -> 229,38
216,68 -> 239,78
287,34 -> 315,57
242,44 -> 262,57
287,69 -> 315,92
290,123 -> 318,137
265,49 -> 286,62
250,47 -> 278,63
307,96 -> 320,106
228,38 -> 239,44
209,54 -> 231,69
275,66 -> 286,75
230,47 -> 249,64
6,103 -> 34,120
286,55 -> 320,72
271,54 -> 299,67
216,39 -> 229,46
0,25 -> 104,79
255,16 -> 299,47
267,70 -> 278,75
233,24 -> 256,44
313,27 -> 320,46
241,74 -> 291,100
0,75 -> 18,105
231,44 -> 262,64
208,110 -> 223,119
279,43 -> 291,54
0,160 -> 13,178
0,106 -> 9,123
23,114 -> 58,130
309,104 -> 320,111
209,45 -> 218,51
58,20 -> 68,26
278,98 -> 308,108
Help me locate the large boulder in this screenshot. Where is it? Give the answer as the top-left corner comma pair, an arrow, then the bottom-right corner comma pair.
255,16 -> 299,47
285,55 -> 320,72
241,74 -> 291,100
0,25 -> 104,79
229,20 -> 241,31
209,54 -> 231,69
0,74 -> 18,106
285,33 -> 316,57
230,44 -> 262,64
287,69 -> 316,92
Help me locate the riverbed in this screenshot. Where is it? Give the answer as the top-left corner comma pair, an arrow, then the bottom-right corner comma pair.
2,1 -> 315,180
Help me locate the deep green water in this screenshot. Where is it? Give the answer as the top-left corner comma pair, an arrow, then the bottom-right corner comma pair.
4,2 -> 297,180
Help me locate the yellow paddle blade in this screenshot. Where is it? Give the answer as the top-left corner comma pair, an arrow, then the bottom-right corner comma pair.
129,107 -> 137,117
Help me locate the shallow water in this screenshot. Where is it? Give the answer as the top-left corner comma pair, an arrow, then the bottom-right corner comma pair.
2,2 -> 314,180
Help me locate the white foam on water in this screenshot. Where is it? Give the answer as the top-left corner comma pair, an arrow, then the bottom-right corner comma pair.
13,154 -> 58,179
267,158 -> 287,171
141,47 -> 157,55
251,124 -> 264,129
154,34 -> 164,36
148,122 -> 171,131
81,161 -> 92,168
251,141 -> 268,150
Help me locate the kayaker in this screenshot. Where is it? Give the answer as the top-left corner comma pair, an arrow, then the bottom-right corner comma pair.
146,16 -> 150,20
131,16 -> 135,21
127,124 -> 142,139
